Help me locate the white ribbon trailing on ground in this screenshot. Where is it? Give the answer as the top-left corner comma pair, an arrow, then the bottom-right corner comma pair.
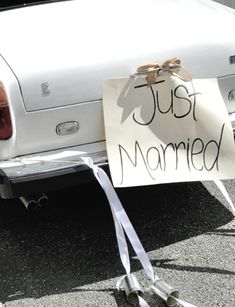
82,158 -> 155,279
82,158 -> 198,307
82,157 -> 153,307
213,180 -> 235,216
138,295 -> 150,307
176,298 -> 199,307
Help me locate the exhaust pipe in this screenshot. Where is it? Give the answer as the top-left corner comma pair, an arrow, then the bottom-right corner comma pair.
19,195 -> 38,211
37,193 -> 49,207
19,193 -> 49,210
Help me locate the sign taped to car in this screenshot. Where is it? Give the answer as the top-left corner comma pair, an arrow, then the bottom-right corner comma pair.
102,73 -> 235,187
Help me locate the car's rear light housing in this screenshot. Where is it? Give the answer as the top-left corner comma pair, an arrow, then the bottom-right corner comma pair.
0,83 -> 12,140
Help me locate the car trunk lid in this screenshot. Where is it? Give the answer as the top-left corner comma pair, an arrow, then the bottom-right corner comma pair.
0,0 -> 234,112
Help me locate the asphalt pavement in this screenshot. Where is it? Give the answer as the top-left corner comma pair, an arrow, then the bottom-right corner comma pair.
0,178 -> 234,307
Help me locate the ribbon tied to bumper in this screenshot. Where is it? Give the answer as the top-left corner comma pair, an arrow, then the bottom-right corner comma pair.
136,57 -> 192,86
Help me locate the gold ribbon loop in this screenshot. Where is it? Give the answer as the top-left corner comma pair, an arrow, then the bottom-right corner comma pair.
136,58 -> 192,86
162,57 -> 181,71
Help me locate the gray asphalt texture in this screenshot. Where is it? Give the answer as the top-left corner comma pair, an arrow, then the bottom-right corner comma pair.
0,178 -> 234,307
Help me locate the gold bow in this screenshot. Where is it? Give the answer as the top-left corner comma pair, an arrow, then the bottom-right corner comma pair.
136,58 -> 192,86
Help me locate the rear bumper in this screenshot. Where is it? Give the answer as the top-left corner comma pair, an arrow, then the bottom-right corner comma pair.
0,141 -> 108,199
0,110 -> 234,199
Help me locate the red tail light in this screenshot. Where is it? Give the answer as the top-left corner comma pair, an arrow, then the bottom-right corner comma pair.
0,84 -> 12,140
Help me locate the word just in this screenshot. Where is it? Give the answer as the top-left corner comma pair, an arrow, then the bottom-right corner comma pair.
133,81 -> 201,125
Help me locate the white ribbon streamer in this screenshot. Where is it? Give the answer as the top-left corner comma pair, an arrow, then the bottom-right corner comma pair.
176,298 -> 198,307
83,159 -> 200,307
138,295 -> 151,307
82,158 -> 200,307
82,158 -> 153,307
83,158 -> 132,276
213,179 -> 235,216
82,157 -> 156,282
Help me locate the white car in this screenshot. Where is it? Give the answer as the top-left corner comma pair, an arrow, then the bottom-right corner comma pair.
0,0 -> 234,208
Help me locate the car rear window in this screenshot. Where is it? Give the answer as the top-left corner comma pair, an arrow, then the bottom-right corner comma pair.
0,0 -> 69,10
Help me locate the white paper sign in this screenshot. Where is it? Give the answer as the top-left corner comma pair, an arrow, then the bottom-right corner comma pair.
102,75 -> 235,187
